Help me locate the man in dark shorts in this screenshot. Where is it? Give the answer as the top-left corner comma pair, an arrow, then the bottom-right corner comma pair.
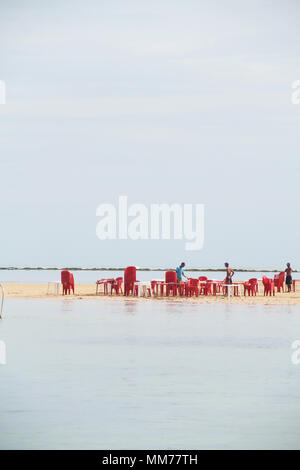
225,262 -> 234,284
285,263 -> 293,293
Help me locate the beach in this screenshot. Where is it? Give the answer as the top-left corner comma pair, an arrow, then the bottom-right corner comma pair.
3,282 -> 300,304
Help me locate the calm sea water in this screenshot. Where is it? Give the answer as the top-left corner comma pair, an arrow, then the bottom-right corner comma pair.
1,298 -> 300,449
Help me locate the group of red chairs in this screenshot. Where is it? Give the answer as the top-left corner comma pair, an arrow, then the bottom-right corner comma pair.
243,273 -> 285,297
96,268 -> 257,298
160,272 -> 224,297
61,268 -> 291,298
95,269 -> 243,298
96,277 -> 123,295
96,267 -> 138,296
95,268 -> 228,298
260,272 -> 285,296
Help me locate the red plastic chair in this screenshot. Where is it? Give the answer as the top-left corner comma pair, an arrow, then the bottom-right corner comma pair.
69,273 -> 75,294
111,277 -> 123,295
186,278 -> 199,297
150,280 -> 165,296
206,280 -> 215,295
199,282 -> 206,295
274,272 -> 285,293
177,281 -> 186,297
244,278 -> 258,296
61,270 -> 74,295
198,276 -> 207,295
124,266 -> 138,296
262,276 -> 275,296
165,271 -> 177,296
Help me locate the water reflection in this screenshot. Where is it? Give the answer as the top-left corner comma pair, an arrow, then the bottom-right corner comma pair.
123,300 -> 138,315
60,299 -> 74,313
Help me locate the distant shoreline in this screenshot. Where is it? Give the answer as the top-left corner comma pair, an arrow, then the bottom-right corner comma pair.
0,267 -> 297,273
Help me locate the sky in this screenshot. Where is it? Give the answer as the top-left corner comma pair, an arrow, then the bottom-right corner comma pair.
0,0 -> 300,269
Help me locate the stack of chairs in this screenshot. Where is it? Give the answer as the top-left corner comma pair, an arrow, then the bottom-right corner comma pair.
61,270 -> 75,295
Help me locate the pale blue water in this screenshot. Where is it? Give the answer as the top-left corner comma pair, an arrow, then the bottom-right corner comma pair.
1,298 -> 300,449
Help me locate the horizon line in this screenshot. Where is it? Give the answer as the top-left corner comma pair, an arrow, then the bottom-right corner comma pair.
0,267 -> 296,273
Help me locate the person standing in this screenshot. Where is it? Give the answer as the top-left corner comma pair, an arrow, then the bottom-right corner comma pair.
176,262 -> 188,283
224,262 -> 234,284
285,263 -> 293,293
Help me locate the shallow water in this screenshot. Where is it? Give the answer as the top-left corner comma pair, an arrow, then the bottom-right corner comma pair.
1,299 -> 300,449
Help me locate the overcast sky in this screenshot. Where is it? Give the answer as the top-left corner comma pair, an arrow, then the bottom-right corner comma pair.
0,0 -> 300,269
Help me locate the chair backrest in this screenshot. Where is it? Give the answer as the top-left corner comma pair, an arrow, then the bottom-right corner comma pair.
124,266 -> 136,284
69,273 -> 74,286
189,278 -> 199,287
262,276 -> 271,286
61,270 -> 71,284
279,272 -> 285,282
198,276 -> 207,281
165,271 -> 177,284
115,277 -> 123,286
248,278 -> 257,286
